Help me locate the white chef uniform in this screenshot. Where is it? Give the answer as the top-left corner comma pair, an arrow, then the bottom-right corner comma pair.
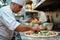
0,0 -> 27,40
38,11 -> 47,22
0,5 -> 20,40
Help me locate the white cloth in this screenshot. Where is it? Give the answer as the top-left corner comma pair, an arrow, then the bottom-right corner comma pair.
0,6 -> 20,39
38,11 -> 47,22
12,0 -> 27,6
0,35 -> 11,40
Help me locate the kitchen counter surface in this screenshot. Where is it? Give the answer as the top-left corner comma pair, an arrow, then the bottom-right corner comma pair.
19,31 -> 60,40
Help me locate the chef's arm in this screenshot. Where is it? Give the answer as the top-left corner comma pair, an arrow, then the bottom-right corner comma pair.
15,24 -> 32,32
0,10 -> 40,32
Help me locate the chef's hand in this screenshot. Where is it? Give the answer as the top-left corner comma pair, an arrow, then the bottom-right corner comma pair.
31,27 -> 40,32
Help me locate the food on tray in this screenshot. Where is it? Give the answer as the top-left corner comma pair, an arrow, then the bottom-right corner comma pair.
25,31 -> 58,38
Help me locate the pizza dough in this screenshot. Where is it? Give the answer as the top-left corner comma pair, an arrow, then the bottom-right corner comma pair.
25,31 -> 58,38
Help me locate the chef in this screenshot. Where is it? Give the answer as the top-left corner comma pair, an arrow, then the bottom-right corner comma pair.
27,11 -> 47,24
38,11 -> 47,23
0,0 -> 40,40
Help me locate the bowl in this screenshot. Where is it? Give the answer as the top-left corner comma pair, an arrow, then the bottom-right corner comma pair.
43,23 -> 53,30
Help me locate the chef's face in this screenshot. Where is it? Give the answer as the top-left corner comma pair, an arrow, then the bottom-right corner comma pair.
10,2 -> 23,13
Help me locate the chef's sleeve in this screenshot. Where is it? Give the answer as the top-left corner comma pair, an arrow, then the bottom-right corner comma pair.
0,9 -> 20,31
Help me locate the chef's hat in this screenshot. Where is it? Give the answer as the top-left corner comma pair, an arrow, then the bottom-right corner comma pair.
12,0 -> 27,6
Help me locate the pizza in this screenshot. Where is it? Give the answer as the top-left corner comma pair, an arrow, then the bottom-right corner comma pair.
25,31 -> 58,38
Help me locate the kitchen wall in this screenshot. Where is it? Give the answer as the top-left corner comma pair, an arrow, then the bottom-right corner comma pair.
45,9 -> 60,24
6,0 -> 11,5
0,0 -> 11,8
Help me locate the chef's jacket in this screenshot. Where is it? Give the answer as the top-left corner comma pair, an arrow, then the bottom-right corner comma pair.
0,5 -> 20,39
38,11 -> 47,22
